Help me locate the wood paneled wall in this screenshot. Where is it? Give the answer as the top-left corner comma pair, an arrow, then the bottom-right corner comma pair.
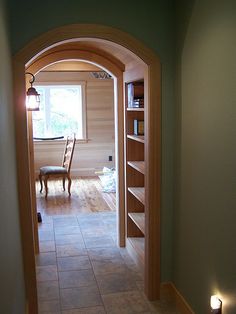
34,71 -> 115,177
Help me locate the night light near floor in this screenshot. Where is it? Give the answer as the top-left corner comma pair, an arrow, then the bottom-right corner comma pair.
211,295 -> 222,314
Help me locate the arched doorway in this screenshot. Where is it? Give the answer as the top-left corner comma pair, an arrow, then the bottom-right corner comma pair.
13,24 -> 161,313
26,44 -> 125,244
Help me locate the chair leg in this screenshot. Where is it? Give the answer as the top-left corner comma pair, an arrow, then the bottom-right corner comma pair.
39,173 -> 43,193
44,176 -> 48,198
62,177 -> 66,191
68,177 -> 72,196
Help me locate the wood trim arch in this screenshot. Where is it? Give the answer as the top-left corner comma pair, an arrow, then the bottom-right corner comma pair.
31,43 -> 126,72
15,24 -> 159,65
28,48 -> 124,76
12,24 -> 161,313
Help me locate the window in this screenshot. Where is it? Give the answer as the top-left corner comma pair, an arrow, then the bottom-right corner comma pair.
32,83 -> 86,139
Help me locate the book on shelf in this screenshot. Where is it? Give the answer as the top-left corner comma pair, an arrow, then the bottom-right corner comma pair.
134,120 -> 144,135
127,82 -> 144,108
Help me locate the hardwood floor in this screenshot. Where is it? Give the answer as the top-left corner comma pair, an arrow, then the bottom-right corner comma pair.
36,177 -> 116,216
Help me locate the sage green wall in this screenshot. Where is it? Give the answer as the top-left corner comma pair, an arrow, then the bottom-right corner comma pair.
6,0 -> 175,281
4,1 -> 236,312
174,1 -> 236,313
0,0 -> 26,312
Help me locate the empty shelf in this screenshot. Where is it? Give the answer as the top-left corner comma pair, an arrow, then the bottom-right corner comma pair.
128,187 -> 145,205
127,107 -> 144,112
128,212 -> 145,234
128,161 -> 145,174
127,135 -> 145,143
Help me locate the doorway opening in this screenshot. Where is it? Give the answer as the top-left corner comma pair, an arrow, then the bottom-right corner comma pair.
32,58 -> 123,312
13,24 -> 161,313
32,60 -> 117,215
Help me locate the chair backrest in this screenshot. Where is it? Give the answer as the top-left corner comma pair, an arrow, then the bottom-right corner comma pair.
62,134 -> 76,173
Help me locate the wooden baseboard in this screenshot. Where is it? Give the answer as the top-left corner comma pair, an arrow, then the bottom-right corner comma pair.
161,282 -> 195,314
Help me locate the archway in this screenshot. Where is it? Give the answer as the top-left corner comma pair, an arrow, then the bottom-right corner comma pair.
13,24 -> 161,313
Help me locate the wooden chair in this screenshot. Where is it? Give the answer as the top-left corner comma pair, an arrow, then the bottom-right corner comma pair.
39,134 -> 76,198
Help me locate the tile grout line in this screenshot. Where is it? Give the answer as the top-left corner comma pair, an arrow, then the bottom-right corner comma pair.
78,214 -> 108,314
52,215 -> 63,314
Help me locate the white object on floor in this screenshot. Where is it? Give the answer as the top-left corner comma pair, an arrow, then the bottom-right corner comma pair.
98,167 -> 116,193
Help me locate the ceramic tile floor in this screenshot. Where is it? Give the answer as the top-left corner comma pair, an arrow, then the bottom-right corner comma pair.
37,212 -> 180,314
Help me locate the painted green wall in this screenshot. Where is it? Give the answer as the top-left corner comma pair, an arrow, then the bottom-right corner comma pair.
0,0 -> 26,312
174,0 -> 236,313
6,0 -> 175,282
3,0 -> 236,312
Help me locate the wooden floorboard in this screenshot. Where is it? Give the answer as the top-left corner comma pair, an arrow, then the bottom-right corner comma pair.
36,176 -> 116,215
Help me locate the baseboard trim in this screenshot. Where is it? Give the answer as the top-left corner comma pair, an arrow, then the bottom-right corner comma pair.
161,282 -> 195,314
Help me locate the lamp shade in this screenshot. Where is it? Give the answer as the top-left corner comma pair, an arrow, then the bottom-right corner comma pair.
26,72 -> 40,111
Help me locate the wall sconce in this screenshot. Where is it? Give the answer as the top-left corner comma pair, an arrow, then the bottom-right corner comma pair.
25,72 -> 40,111
211,295 -> 222,314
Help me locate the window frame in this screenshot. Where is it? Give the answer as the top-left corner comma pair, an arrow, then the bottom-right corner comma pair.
33,81 -> 87,140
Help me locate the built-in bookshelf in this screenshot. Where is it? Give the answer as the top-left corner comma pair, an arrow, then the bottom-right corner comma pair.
124,77 -> 160,301
125,79 -> 145,269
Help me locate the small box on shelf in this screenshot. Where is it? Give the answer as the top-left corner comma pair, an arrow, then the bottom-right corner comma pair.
134,120 -> 144,135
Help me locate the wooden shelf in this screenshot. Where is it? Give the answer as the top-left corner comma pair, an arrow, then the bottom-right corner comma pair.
128,161 -> 145,174
127,107 -> 144,112
128,213 -> 145,234
128,187 -> 145,205
127,134 -> 144,143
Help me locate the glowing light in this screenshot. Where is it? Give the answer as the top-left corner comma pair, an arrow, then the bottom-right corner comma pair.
211,295 -> 222,310
26,93 -> 40,111
25,72 -> 40,111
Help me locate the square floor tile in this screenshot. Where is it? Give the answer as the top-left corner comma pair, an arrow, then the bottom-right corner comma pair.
38,223 -> 54,232
83,235 -> 115,249
96,271 -> 137,294
60,285 -> 103,310
102,290 -> 151,314
91,258 -> 126,276
88,247 -> 122,261
37,281 -> 59,301
36,252 -> 57,266
57,256 -> 91,271
79,220 -> 104,229
56,244 -> 87,258
125,264 -> 144,281
119,248 -> 138,265
148,300 -> 180,314
58,269 -> 96,288
53,217 -> 79,227
38,299 -> 60,313
39,230 -> 55,242
37,265 -> 58,282
80,227 -> 108,237
39,241 -> 56,253
39,215 -> 53,224
77,213 -> 103,222
61,306 -> 106,313
54,225 -> 82,235
55,234 -> 84,245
